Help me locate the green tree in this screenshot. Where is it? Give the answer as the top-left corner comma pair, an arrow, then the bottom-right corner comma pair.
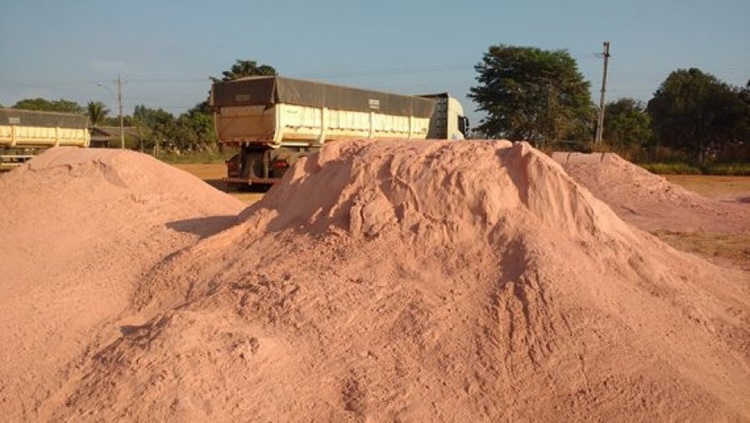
101,115 -> 136,127
729,78 -> 750,161
189,100 -> 213,115
647,68 -> 748,163
603,98 -> 652,156
210,59 -> 277,83
173,109 -> 218,151
87,101 -> 110,127
13,98 -> 84,114
133,105 -> 176,153
469,45 -> 594,147
741,79 -> 750,103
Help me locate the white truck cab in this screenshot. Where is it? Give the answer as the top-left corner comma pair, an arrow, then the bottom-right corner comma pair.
419,93 -> 470,140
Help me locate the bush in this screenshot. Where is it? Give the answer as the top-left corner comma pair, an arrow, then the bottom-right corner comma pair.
638,162 -> 702,175
703,163 -> 750,176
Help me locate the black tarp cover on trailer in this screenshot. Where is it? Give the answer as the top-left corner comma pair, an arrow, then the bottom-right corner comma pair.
211,76 -> 436,118
0,108 -> 90,129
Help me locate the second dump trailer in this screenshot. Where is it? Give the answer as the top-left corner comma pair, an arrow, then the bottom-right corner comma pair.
0,108 -> 90,171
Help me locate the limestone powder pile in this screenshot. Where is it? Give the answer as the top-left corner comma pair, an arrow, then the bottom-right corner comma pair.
553,151 -> 750,233
0,148 -> 245,421
1,141 -> 748,422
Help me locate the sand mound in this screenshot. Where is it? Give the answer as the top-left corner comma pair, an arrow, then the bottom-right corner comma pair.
552,152 -> 750,233
38,141 -> 749,422
0,148 -> 244,421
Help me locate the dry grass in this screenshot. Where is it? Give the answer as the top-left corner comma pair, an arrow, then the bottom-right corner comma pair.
653,230 -> 750,270
664,175 -> 750,201
658,175 -> 750,269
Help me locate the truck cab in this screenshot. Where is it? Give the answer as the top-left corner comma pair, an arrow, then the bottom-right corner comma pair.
418,93 -> 470,140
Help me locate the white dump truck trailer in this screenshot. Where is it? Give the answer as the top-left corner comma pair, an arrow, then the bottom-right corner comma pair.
0,108 -> 90,171
210,75 -> 468,187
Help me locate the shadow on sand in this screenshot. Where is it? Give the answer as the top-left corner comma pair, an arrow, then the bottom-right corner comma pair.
167,215 -> 239,238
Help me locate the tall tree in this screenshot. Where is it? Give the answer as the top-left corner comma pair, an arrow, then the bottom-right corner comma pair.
87,101 -> 110,127
469,45 -> 594,147
173,110 -> 218,151
741,79 -> 750,103
731,78 -> 750,161
133,105 -> 176,153
647,68 -> 748,163
210,59 -> 277,83
603,98 -> 652,149
13,98 -> 84,114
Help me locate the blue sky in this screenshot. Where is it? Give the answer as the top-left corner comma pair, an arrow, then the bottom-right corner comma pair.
1,0 -> 748,126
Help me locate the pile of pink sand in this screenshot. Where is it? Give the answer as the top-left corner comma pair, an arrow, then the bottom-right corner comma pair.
552,151 -> 750,233
0,148 -> 245,420
1,142 -> 748,422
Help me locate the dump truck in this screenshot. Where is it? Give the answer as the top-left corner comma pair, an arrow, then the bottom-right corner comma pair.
210,75 -> 469,187
0,108 -> 90,171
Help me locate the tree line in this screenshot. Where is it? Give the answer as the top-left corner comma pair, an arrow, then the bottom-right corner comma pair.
5,51 -> 749,164
470,45 -> 750,164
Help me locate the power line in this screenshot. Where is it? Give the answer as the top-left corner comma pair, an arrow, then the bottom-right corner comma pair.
0,63 -> 745,88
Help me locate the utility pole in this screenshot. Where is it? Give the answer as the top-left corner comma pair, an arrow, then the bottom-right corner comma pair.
117,74 -> 125,149
595,41 -> 611,144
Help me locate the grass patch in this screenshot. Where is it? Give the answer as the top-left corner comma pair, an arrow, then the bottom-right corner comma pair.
703,163 -> 750,176
157,149 -> 236,164
639,162 -> 750,176
639,162 -> 702,175
665,174 -> 750,199
653,230 -> 750,269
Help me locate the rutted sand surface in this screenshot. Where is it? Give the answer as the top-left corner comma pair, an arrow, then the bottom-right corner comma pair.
1,142 -> 748,422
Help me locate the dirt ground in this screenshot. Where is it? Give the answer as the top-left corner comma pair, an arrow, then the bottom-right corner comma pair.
175,162 -> 750,268
661,175 -> 750,268
664,174 -> 750,201
172,163 -> 265,204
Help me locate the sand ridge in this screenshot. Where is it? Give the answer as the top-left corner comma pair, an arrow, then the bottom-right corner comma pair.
553,151 -> 750,233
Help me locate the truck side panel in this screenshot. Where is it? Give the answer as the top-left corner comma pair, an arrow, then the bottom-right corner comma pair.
0,125 -> 90,148
1,108 -> 90,148
1,108 -> 90,170
215,103 -> 431,147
